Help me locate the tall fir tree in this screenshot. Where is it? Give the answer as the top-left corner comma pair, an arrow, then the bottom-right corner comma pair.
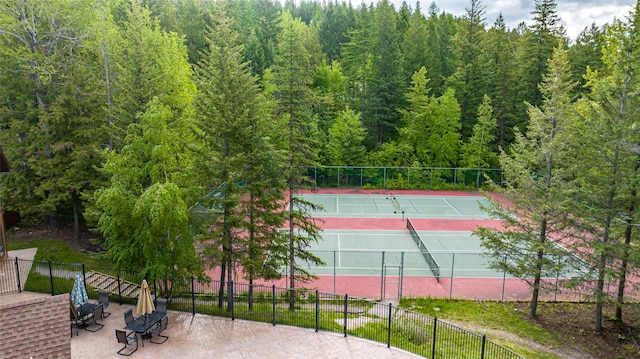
271,11 -> 324,309
446,0 -> 490,140
365,0 -> 406,147
476,45 -> 578,317
564,17 -> 640,331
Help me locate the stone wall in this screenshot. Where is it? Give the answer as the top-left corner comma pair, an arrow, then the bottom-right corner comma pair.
0,293 -> 70,358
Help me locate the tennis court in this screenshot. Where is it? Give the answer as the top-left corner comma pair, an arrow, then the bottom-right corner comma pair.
296,191 -> 499,279
297,192 -> 492,219
304,224 -> 504,279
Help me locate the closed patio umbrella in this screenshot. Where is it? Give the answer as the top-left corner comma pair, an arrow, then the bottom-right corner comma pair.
71,274 -> 89,306
135,279 -> 155,317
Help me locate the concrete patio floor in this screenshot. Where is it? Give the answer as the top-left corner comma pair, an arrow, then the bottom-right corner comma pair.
2,291 -> 421,358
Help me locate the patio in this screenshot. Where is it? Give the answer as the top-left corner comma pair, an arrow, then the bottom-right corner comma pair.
1,291 -> 421,358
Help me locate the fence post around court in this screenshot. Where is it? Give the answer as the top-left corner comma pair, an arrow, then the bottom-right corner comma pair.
14,258 -> 21,292
432,317 -> 438,359
343,294 -> 348,337
481,334 -> 487,359
449,254 -> 455,299
191,276 -> 196,316
333,250 -> 336,296
48,260 -> 54,296
315,289 -> 319,332
271,285 -> 276,326
380,251 -> 385,300
230,280 -> 235,321
454,168 -> 457,190
386,302 -> 392,348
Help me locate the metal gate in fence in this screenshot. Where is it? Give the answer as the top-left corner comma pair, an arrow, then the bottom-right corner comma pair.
0,258 -> 20,294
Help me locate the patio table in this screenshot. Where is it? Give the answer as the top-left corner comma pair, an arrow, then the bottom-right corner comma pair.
124,310 -> 165,346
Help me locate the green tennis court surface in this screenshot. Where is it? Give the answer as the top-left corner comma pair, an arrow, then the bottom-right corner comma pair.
296,193 -> 492,219
301,228 -> 590,279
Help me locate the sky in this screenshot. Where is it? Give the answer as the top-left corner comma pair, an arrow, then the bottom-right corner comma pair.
383,0 -> 636,41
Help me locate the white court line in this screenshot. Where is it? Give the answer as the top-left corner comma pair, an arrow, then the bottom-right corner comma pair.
336,197 -> 339,214
442,198 -> 462,215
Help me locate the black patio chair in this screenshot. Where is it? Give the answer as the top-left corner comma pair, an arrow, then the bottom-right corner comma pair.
70,302 -> 82,337
115,330 -> 138,356
149,316 -> 169,344
155,298 -> 167,315
124,308 -> 134,325
84,304 -> 104,332
98,290 -> 111,318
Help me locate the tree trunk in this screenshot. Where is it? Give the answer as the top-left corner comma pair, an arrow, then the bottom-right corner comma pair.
72,192 -> 80,243
218,261 -> 226,308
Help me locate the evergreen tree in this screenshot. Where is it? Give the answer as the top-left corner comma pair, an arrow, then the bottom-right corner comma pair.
568,24 -> 604,96
476,45 -> 577,317
424,3 -> 456,96
271,11 -> 324,309
486,14 -> 519,149
193,4 -> 287,310
366,0 -> 405,146
460,95 -> 498,176
446,0 -> 490,139
564,18 -> 640,332
340,3 -> 371,126
398,67 -> 461,167
512,0 -> 563,133
401,3 -> 429,86
0,0 -> 104,233
109,0 -> 196,150
317,0 -> 355,62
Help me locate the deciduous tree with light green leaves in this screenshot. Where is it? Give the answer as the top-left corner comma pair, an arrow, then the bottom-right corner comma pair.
324,107 -> 367,166
95,98 -> 202,296
460,94 -> 498,181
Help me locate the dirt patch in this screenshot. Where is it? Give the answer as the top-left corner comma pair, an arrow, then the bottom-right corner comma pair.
10,223 -> 101,252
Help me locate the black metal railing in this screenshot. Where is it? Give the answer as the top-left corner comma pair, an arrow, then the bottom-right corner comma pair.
4,258 -> 522,359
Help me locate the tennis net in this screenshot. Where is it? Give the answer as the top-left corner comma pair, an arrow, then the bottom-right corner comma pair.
407,218 -> 440,282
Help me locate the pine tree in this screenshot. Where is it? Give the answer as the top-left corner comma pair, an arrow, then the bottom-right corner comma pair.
398,67 -> 461,167
446,0 -> 490,140
486,14 -> 519,149
193,4 -> 288,310
365,0 -> 405,146
475,44 -> 577,317
109,0 -> 196,150
460,94 -> 498,185
564,17 -> 640,331
271,11 -> 324,309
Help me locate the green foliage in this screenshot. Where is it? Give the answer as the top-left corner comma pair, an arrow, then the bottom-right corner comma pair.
460,94 -> 498,169
95,98 -> 201,281
324,107 -> 367,166
476,44 -> 578,317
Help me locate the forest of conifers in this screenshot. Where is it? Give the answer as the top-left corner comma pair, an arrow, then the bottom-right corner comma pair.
1,0 -> 639,329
